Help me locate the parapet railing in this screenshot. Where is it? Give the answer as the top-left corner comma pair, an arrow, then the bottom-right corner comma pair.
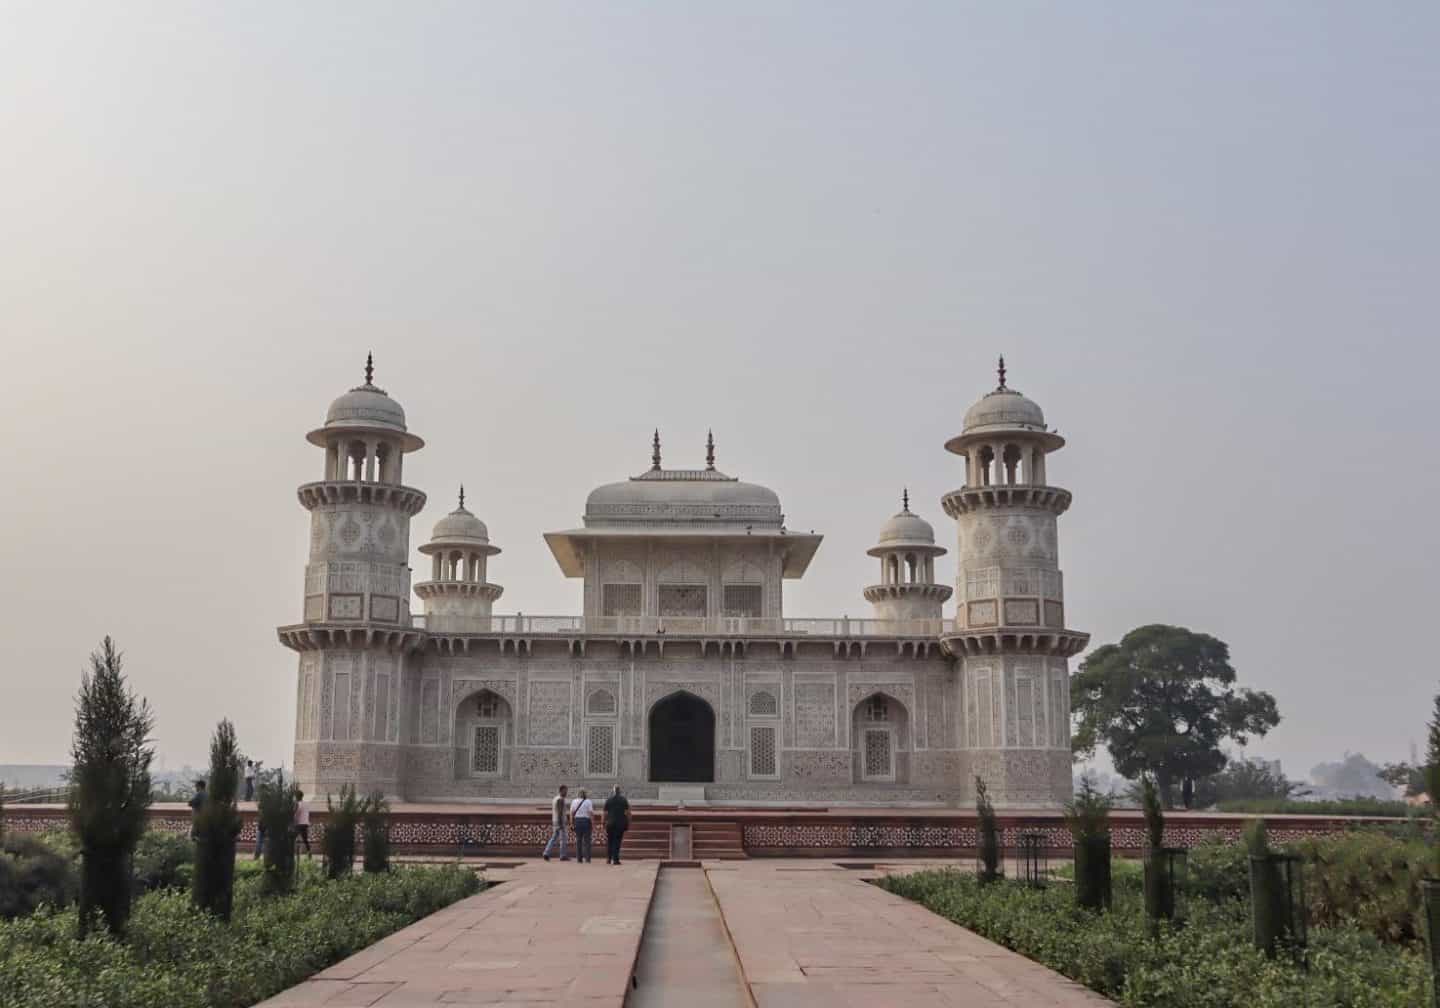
409,614 -> 955,637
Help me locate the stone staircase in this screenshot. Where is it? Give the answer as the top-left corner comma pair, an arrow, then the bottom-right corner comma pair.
619,818 -> 674,860
614,818 -> 746,861
692,820 -> 746,860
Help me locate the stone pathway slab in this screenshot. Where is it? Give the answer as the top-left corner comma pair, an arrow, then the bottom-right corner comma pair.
256,862 -> 659,1008
707,863 -> 1113,1007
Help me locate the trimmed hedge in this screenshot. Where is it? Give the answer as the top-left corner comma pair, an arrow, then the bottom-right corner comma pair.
878,868 -> 1429,1007
0,862 -> 481,1008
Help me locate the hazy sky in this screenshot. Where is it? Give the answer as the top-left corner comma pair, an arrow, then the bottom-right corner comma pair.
2,3 -> 1436,782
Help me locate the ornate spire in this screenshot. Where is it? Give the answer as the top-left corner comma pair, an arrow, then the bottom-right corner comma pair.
651,429 -> 662,471
705,429 -> 716,470
996,355 -> 1007,391
364,352 -> 375,386
902,487 -> 910,512
458,484 -> 465,510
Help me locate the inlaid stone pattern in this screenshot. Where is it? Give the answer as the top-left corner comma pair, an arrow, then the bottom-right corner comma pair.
527,680 -> 573,746
792,682 -> 835,748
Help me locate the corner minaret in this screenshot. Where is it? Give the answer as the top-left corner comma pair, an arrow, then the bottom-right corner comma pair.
280,356 -> 427,799
864,490 -> 951,625
413,487 -> 504,633
939,358 -> 1089,806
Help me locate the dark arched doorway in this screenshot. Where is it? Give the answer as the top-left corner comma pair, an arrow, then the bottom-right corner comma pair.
648,692 -> 715,782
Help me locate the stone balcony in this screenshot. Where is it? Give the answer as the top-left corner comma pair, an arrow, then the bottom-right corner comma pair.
409,613 -> 953,638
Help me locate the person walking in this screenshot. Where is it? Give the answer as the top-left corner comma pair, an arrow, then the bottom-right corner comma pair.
571,789 -> 595,863
542,785 -> 570,861
603,785 -> 629,865
293,789 -> 312,857
243,760 -> 257,801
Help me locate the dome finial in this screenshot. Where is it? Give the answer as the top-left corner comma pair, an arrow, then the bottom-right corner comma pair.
902,487 -> 910,512
458,484 -> 465,510
997,355 -> 1007,390
364,352 -> 375,386
651,429 -> 662,471
705,429 -> 716,470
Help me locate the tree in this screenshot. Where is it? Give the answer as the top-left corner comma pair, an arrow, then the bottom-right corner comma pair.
1190,757 -> 1305,808
68,636 -> 154,936
1071,624 -> 1280,808
192,720 -> 243,920
1379,762 -> 1424,797
1425,692 -> 1440,808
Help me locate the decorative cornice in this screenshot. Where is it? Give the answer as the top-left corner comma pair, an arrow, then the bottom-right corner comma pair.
862,583 -> 953,604
297,481 -> 427,516
277,623 -> 426,654
413,581 -> 504,602
941,485 -> 1071,518
939,627 -> 1089,658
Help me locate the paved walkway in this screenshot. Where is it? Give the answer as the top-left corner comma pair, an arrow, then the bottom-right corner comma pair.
257,860 -> 1110,1008
707,863 -> 1111,1007
257,862 -> 658,1007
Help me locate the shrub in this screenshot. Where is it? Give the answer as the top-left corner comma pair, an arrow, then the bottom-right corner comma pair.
132,831 -> 192,894
878,869 -> 1429,1007
1217,797 -> 1412,817
322,786 -> 366,879
0,836 -> 77,918
1066,777 -> 1113,911
362,792 -> 390,874
0,864 -> 482,1008
256,770 -> 298,895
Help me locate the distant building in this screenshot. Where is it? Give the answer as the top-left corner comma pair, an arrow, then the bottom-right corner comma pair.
279,357 -> 1087,806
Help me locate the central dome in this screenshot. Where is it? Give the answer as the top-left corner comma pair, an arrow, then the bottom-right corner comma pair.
585,468 -> 782,528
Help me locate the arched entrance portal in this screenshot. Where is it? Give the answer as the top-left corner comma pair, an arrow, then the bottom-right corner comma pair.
648,692 -> 715,782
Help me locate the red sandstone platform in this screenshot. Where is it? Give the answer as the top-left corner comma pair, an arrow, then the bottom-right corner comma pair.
4,802 -> 1404,860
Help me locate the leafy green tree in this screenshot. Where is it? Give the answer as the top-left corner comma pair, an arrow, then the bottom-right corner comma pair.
1425,692 -> 1440,811
1071,624 -> 1280,808
68,636 -> 153,936
192,719 -> 242,919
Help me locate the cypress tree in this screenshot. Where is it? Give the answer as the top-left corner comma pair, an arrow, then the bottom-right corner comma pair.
69,637 -> 153,936
192,720 -> 243,919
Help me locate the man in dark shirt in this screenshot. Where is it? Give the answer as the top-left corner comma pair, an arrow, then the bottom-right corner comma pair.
603,786 -> 630,865
188,779 -> 207,836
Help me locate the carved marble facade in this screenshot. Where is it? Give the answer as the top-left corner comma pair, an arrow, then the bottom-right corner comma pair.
282,360 -> 1086,806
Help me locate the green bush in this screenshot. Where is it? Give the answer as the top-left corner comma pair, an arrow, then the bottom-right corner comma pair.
0,863 -> 481,1008
132,831 -> 192,894
362,793 -> 390,874
1217,798 -> 1413,817
878,869 -> 1429,1007
0,836 -> 77,918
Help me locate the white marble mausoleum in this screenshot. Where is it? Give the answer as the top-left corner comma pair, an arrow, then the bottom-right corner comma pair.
279,357 -> 1088,806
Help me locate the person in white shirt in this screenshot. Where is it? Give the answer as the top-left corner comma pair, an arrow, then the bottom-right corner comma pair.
542,785 -> 570,861
570,789 -> 595,863
293,789 -> 312,856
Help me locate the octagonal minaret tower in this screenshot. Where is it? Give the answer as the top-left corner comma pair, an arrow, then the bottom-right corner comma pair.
864,490 -> 951,626
279,355 -> 427,799
939,358 -> 1088,806
413,487 -> 503,633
